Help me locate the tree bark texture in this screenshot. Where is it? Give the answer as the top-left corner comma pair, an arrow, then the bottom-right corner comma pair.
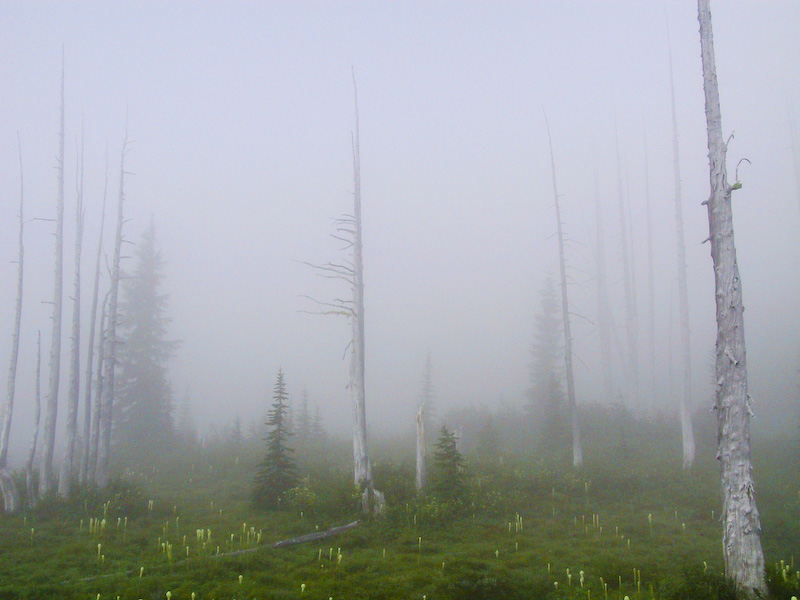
697,0 -> 765,593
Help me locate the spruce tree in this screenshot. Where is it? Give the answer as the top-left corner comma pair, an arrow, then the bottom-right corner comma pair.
115,219 -> 178,461
429,425 -> 467,503
527,275 -> 567,453
253,369 -> 297,508
311,401 -> 326,440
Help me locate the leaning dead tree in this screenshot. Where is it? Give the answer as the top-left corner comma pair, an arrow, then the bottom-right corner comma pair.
40,52 -> 66,498
96,134 -> 129,488
544,113 -> 583,468
697,0 -> 765,593
59,130 -> 85,498
303,74 -> 382,512
0,136 -> 25,513
79,151 -> 108,484
667,24 -> 696,469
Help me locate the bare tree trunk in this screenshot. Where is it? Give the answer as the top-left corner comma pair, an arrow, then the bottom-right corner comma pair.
58,129 -> 85,498
544,113 -> 583,468
0,136 -> 25,471
415,406 -> 426,492
26,332 -> 42,507
643,128 -> 657,412
593,153 -> 615,405
697,1 -> 765,593
39,51 -> 66,498
614,122 -> 639,407
96,135 -> 128,488
667,26 -> 697,469
350,78 -> 378,511
79,154 -> 108,484
790,103 -> 800,217
0,146 -> 23,512
89,292 -> 109,479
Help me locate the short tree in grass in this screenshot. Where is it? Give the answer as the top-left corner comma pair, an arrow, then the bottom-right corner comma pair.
429,426 -> 467,503
253,369 -> 297,508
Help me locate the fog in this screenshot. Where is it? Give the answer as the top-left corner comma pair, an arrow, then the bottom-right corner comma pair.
1,1 -> 798,465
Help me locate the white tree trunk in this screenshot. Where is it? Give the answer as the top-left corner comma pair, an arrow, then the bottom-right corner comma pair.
667,28 -> 697,469
96,136 -> 128,488
593,155 -> 615,405
790,105 -> 800,217
40,52 -> 66,498
544,114 -> 582,468
697,1 -> 765,593
59,131 -> 85,498
642,128 -> 657,412
0,136 -> 25,471
614,124 -> 639,407
89,292 -> 109,479
415,407 -> 426,492
79,158 -> 107,484
26,332 -> 42,507
350,85 -> 371,490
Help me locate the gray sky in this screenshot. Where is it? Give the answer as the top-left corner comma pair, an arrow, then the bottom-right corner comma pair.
1,1 -> 799,462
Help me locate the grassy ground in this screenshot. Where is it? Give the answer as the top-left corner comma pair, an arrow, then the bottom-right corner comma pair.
0,427 -> 797,600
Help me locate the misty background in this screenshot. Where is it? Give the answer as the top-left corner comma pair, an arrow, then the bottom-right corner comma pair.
0,1 -> 798,465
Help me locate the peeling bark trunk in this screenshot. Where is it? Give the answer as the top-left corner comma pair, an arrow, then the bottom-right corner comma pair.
59,129 -> 85,498
96,136 -> 128,488
0,136 -> 25,476
415,407 -> 426,492
79,155 -> 107,484
39,51 -> 66,498
698,1 -> 765,593
544,114 -> 582,468
26,332 -> 42,507
667,27 -> 696,469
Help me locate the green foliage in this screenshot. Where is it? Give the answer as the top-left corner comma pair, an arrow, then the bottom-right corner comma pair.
253,368 -> 298,508
0,417 -> 796,600
429,426 -> 468,504
115,220 -> 179,461
527,275 -> 569,456
662,565 -> 741,600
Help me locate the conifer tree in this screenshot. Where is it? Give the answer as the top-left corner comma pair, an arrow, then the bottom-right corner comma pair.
429,426 -> 467,503
311,401 -> 326,440
527,276 -> 567,453
253,369 -> 297,508
115,219 -> 178,461
297,388 -> 311,442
